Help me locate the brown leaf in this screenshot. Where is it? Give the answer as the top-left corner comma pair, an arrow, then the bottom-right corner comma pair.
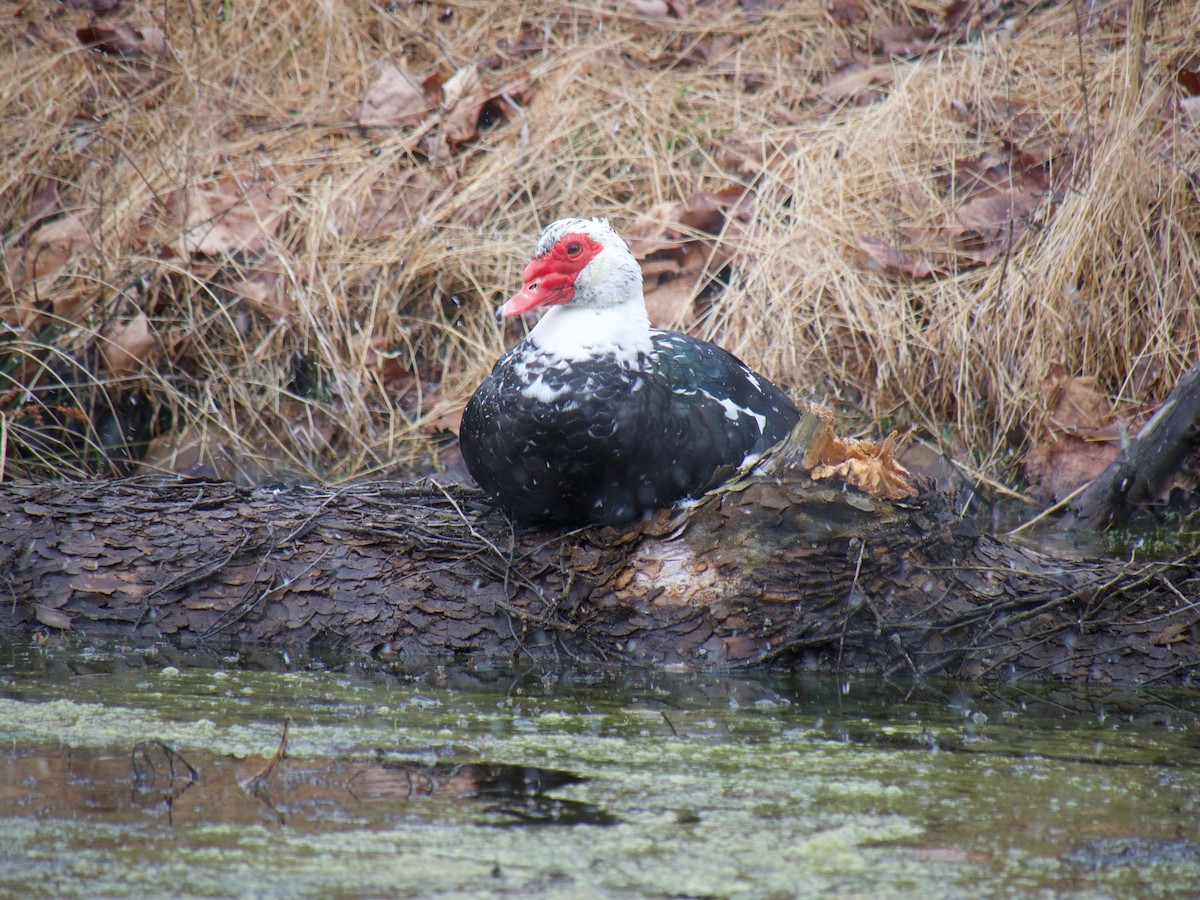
871,25 -> 940,59
152,170 -> 288,258
802,409 -> 918,500
358,62 -> 436,128
441,65 -> 487,144
855,231 -> 945,278
225,259 -> 293,322
1180,95 -> 1200,127
5,214 -> 98,294
22,180 -> 62,232
826,0 -> 865,26
1150,622 -> 1190,646
422,400 -> 465,436
643,273 -> 700,329
1023,366 -> 1146,500
954,192 -> 1027,230
626,186 -> 754,261
933,152 -> 1013,199
1128,355 -> 1163,396
140,426 -> 238,480
102,313 -> 155,378
819,60 -> 893,105
1174,51 -> 1200,98
720,131 -> 809,177
1040,368 -> 1113,433
76,21 -> 168,62
951,186 -> 1042,261
1024,433 -> 1120,502
360,335 -> 417,399
625,187 -> 755,324
949,96 -> 1051,150
335,168 -> 453,240
677,186 -> 754,235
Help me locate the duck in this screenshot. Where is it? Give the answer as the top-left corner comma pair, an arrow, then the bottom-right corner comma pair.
460,217 -> 799,526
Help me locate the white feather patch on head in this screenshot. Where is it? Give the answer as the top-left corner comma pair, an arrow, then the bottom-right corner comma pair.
524,217 -> 651,361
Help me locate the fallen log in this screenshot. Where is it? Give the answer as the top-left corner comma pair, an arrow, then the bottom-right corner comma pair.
1060,359 -> 1200,530
2,419 -> 1197,686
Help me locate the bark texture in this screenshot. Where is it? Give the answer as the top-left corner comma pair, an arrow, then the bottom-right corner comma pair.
3,455 -> 1198,686
1061,360 -> 1200,530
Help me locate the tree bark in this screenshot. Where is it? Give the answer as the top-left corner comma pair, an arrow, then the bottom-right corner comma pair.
1060,360 -> 1200,530
2,451 -> 1198,686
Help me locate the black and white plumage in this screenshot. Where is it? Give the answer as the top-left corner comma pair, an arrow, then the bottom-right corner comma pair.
460,217 -> 799,527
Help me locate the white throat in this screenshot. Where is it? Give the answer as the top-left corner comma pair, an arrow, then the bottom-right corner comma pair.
526,296 -> 652,364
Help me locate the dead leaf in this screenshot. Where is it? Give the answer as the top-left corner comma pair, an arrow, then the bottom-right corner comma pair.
626,186 -> 754,261
802,407 -> 918,500
147,170 -> 288,258
943,0 -> 1011,30
643,273 -> 701,329
625,187 -> 755,326
826,0 -> 865,26
871,25 -> 940,59
5,214 -> 98,294
1149,622 -> 1190,646
1040,368 -> 1113,433
76,21 -> 168,62
1180,96 -> 1200,127
1024,433 -> 1120,502
360,335 -> 418,399
951,185 -> 1044,261
856,231 -> 945,278
441,65 -> 487,144
1174,51 -> 1200,98
949,96 -> 1066,156
225,258 -> 293,322
422,400 -> 465,436
20,180 -> 62,234
720,131 -> 807,177
933,152 -> 1014,199
280,398 -> 336,456
140,426 -> 238,480
77,0 -> 127,12
1023,366 -> 1157,500
1075,0 -> 1131,37
102,313 -> 155,378
358,62 -> 437,128
819,59 -> 894,105
1128,355 -> 1163,396
334,168 -> 453,240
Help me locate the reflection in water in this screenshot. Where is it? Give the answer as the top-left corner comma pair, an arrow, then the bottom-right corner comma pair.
130,740 -> 199,825
3,743 -> 617,831
1,636 -> 1198,897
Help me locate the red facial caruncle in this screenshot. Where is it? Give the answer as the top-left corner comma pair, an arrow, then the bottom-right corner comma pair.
499,232 -> 604,317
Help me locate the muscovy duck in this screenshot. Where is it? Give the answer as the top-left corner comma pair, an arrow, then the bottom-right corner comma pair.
460,217 -> 799,526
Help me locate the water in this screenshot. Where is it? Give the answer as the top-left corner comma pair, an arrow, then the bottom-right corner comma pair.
2,637 -> 1198,898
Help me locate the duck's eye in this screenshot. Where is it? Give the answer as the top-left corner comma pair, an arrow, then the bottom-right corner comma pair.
566,242 -> 581,257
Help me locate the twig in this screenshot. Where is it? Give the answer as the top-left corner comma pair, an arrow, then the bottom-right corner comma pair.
1007,480 -> 1091,535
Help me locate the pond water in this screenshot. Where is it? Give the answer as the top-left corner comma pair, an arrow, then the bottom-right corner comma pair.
2,636 -> 1198,898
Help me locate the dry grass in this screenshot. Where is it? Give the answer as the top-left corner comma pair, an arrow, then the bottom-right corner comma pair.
2,0 -> 1198,496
